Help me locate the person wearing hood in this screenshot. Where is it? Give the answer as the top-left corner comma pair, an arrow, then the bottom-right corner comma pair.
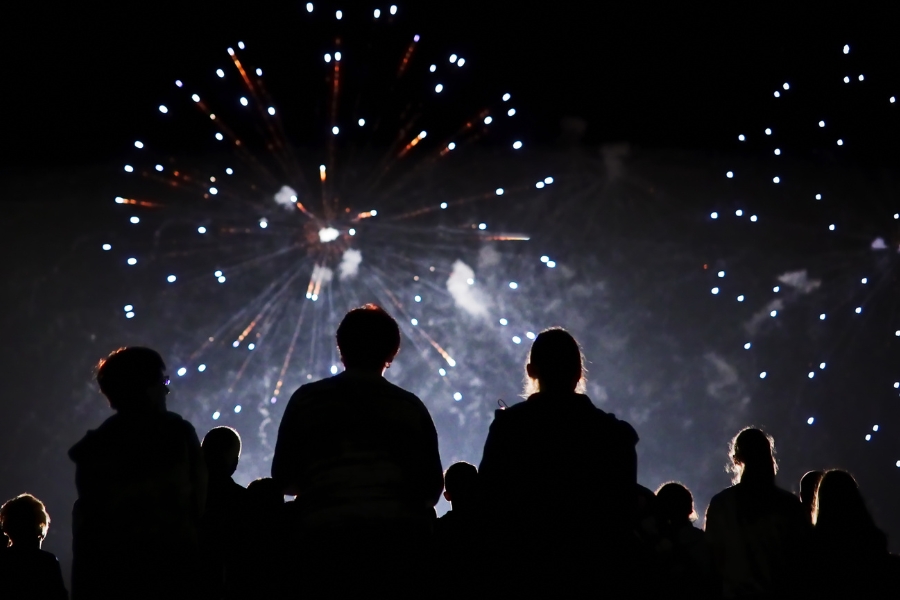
478,327 -> 639,597
69,347 -> 207,600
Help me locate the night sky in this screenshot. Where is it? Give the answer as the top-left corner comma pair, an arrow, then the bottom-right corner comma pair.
4,0 -> 900,578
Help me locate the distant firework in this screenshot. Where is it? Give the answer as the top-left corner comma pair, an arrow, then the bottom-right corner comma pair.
105,3 -> 560,468
705,41 -> 900,463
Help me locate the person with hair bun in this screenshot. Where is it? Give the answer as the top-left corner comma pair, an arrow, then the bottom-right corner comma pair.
478,327 -> 639,596
704,427 -> 810,599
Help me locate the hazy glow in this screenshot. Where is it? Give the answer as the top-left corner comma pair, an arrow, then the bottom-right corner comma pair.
256,68 -> 263,76
435,84 -> 443,93
358,118 -> 365,126
306,2 -> 313,12
512,141 -> 523,149
215,133 -> 224,141
509,281 -> 518,289
453,392 -> 462,401
318,227 -> 340,242
502,93 -> 511,101
390,4 -> 397,14
430,64 -> 436,72
495,188 -> 504,195
332,126 -> 339,135
216,69 -> 225,78
819,120 -> 825,127
124,165 -> 134,173
102,244 -> 112,251
726,171 -> 733,178
198,364 -> 206,372
336,10 -> 342,19
484,116 -> 493,124
198,226 -> 207,234
127,258 -> 137,265
209,187 -> 218,195
447,142 -> 456,150
134,141 -> 144,148
159,105 -> 168,113
177,367 -> 187,376
449,54 -> 458,63
167,275 -> 177,283
374,8 -> 381,17
240,97 -> 249,106
130,216 -> 140,224
738,134 -> 745,141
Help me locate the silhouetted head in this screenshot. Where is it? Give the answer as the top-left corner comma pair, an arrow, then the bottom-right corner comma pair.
443,462 -> 479,509
814,470 -> 887,552
524,327 -> 586,395
202,426 -> 242,478
0,494 -> 50,549
799,470 -> 824,512
655,482 -> 697,525
729,427 -> 777,484
247,478 -> 285,514
336,304 -> 401,371
96,346 -> 168,412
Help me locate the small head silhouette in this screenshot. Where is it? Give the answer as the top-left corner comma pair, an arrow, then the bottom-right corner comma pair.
729,427 -> 777,484
655,482 -> 697,524
443,462 -> 479,508
336,304 -> 401,370
0,494 -> 50,549
524,327 -> 585,395
202,426 -> 242,478
96,346 -> 168,412
799,470 -> 824,511
247,477 -> 285,512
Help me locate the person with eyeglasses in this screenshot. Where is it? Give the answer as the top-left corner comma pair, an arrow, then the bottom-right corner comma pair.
69,347 -> 207,600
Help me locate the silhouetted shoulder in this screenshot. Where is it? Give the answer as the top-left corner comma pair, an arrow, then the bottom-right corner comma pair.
493,394 -> 637,441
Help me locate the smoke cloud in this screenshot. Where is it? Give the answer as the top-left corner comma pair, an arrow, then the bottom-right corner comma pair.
339,248 -> 362,280
446,260 -> 491,318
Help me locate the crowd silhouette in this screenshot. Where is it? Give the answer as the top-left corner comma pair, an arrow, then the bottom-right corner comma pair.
1,303 -> 898,598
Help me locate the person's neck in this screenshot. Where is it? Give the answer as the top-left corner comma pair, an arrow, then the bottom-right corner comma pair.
343,366 -> 385,377
11,539 -> 41,551
740,467 -> 775,485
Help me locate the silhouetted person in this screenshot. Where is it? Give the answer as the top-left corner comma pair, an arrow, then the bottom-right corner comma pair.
479,327 -> 639,596
0,494 -> 67,600
655,482 -> 716,599
199,426 -> 248,599
704,427 -> 810,599
809,469 -> 896,596
435,462 -> 483,583
243,478 -> 287,597
272,304 -> 443,595
69,347 -> 207,600
799,470 -> 822,523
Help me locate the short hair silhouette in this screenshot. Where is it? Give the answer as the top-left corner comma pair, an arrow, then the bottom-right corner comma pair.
202,426 -> 242,477
524,327 -> 586,395
247,477 -> 284,510
336,304 -> 401,369
655,482 -> 697,523
96,346 -> 166,410
443,462 -> 478,503
800,470 -> 823,510
0,493 -> 50,545
728,427 -> 777,484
